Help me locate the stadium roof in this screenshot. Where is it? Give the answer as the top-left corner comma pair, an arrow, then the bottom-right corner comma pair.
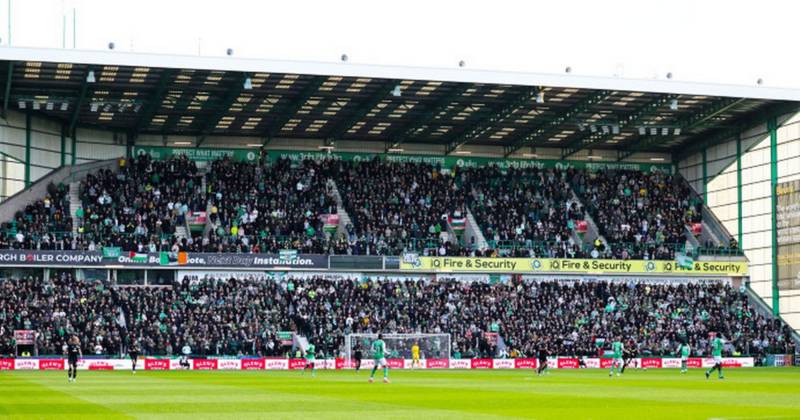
1,47 -> 799,159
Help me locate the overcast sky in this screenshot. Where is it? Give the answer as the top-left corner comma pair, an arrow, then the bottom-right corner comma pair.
2,0 -> 798,88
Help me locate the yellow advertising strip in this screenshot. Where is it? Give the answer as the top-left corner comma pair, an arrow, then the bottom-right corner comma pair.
399,257 -> 748,276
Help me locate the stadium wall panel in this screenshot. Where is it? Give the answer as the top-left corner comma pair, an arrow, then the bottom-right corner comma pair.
0,111 -> 121,201
74,127 -> 125,163
679,110 -> 800,335
0,112 -> 64,200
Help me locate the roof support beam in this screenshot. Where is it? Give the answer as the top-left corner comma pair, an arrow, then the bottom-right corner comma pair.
131,68 -> 176,138
68,67 -> 93,137
2,62 -> 13,119
616,97 -> 749,161
263,76 -> 325,139
444,87 -> 538,155
560,94 -> 676,159
614,135 -> 668,161
673,101 -> 800,163
196,73 -> 249,147
386,84 -> 469,152
503,90 -> 612,157
325,79 -> 396,142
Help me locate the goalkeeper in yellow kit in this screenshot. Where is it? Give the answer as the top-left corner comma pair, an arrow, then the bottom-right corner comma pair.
411,342 -> 421,369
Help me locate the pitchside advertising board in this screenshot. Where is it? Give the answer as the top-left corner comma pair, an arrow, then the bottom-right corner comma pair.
401,255 -> 748,276
0,357 -> 756,370
777,179 -> 800,290
0,250 -> 328,269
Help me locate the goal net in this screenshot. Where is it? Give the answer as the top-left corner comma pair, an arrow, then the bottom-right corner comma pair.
345,333 -> 451,362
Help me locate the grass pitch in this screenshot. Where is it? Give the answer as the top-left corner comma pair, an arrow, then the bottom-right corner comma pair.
1,368 -> 799,419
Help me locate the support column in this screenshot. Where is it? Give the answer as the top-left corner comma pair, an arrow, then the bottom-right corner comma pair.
126,132 -> 136,159
768,117 -> 779,316
701,148 -> 708,203
70,129 -> 77,165
24,112 -> 31,187
736,133 -> 743,247
60,126 -> 66,167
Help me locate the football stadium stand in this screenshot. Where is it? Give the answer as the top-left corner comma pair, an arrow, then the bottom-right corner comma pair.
0,47 -> 798,366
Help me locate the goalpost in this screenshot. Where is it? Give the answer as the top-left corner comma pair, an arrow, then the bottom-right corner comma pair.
345,333 -> 451,362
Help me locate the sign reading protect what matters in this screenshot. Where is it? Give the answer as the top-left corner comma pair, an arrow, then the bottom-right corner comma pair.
400,256 -> 748,276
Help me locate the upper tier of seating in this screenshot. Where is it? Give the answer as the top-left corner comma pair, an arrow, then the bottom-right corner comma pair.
0,156 -> 727,259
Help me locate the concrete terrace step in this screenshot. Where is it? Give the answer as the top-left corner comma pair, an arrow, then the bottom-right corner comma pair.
465,207 -> 488,250
68,181 -> 81,235
328,179 -> 353,239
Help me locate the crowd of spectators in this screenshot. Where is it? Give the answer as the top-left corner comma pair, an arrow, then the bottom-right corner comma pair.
335,159 -> 466,256
0,273 -> 793,360
571,169 -> 702,260
0,183 -> 73,250
1,157 -> 715,260
74,154 -> 205,252
0,271 -> 124,356
203,157 -> 337,254
463,166 -> 586,258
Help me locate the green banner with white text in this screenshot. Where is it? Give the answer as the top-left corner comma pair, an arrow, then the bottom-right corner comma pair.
133,146 -> 258,162
264,150 -> 673,173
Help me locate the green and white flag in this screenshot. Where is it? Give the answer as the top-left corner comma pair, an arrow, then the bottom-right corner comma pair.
279,249 -> 298,262
676,254 -> 694,270
102,247 -> 121,258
